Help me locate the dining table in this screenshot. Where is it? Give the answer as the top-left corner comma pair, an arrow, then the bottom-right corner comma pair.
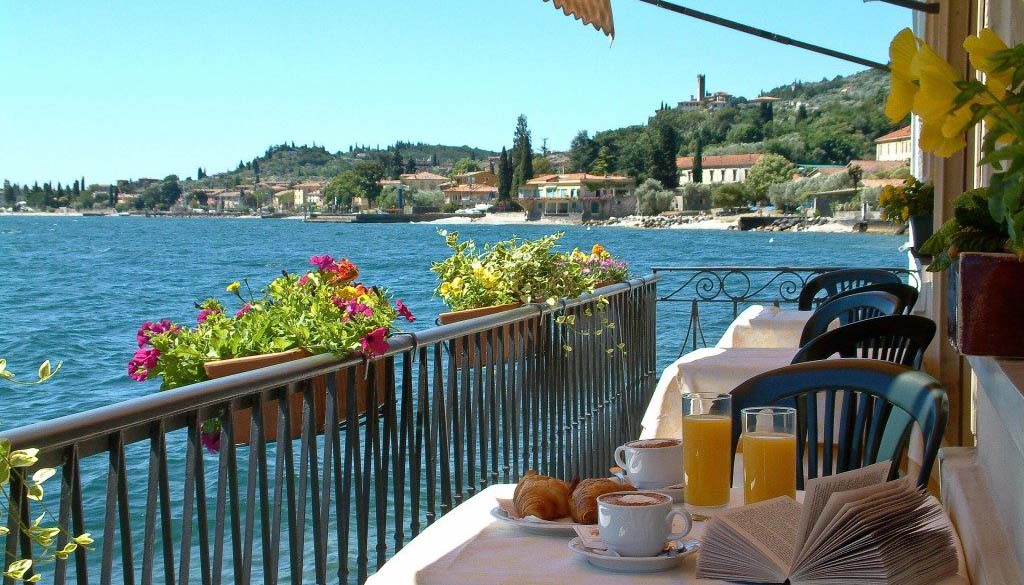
714,304 -> 813,349
365,484 -> 969,585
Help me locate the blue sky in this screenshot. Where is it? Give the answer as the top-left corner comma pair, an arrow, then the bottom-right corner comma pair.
0,1 -> 909,184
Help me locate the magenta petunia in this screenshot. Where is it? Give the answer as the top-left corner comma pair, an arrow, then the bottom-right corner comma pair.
197,307 -> 221,324
395,300 -> 415,322
127,347 -> 160,382
136,319 -> 177,347
235,303 -> 253,318
200,430 -> 221,453
359,327 -> 389,358
298,273 -> 310,286
309,254 -> 335,271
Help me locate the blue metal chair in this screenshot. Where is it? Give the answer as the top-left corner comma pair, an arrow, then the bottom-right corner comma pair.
792,315 -> 936,370
728,359 -> 948,490
799,290 -> 902,346
798,268 -> 903,310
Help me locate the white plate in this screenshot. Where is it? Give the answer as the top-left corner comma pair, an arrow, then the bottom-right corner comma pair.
568,537 -> 700,573
489,506 -> 582,535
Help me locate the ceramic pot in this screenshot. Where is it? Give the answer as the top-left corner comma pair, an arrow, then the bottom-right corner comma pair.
908,214 -> 934,253
949,252 -> 1024,357
204,349 -> 385,444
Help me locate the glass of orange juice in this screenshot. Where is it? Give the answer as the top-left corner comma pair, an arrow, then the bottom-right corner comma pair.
741,407 -> 797,504
681,393 -> 732,507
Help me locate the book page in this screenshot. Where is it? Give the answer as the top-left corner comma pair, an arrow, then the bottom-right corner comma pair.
794,461 -> 890,549
717,496 -> 802,574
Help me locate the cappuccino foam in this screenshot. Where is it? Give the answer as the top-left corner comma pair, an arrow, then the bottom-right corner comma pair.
601,493 -> 667,507
626,439 -> 681,449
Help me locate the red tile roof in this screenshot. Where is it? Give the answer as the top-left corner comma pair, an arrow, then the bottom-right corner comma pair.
400,172 -> 448,181
442,183 -> 497,193
524,173 -> 633,185
874,126 -> 911,143
676,153 -> 763,170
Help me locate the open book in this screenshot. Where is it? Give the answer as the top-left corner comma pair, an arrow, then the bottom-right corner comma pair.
695,462 -> 958,585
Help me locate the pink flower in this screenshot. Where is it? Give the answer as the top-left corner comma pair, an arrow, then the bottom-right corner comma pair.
136,319 -> 177,347
310,254 -> 335,271
197,307 -> 221,324
360,327 -> 389,358
200,430 -> 221,454
234,303 -> 252,318
336,299 -> 373,318
128,347 -> 160,382
298,274 -> 310,286
395,300 -> 415,322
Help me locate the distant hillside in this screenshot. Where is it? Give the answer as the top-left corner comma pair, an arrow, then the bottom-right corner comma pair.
763,69 -> 890,109
195,141 -> 499,187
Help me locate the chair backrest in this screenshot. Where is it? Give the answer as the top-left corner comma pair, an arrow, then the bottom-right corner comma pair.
823,282 -> 920,315
728,359 -> 948,490
799,290 -> 902,346
798,268 -> 903,310
792,315 -> 937,370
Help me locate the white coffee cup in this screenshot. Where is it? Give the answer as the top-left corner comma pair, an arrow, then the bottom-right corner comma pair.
597,491 -> 692,557
613,438 -> 684,489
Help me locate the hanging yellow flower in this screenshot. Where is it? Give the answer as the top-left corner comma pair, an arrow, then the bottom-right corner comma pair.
920,118 -> 966,158
964,28 -> 1011,84
912,44 -> 961,124
885,28 -> 921,122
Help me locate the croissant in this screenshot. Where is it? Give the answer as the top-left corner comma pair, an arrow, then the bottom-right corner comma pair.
570,478 -> 635,524
513,470 -> 572,520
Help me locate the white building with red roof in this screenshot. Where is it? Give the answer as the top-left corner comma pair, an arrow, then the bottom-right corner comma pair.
874,126 -> 911,162
676,153 -> 764,185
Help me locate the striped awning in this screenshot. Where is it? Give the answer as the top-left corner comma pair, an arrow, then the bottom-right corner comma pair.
544,0 -> 615,38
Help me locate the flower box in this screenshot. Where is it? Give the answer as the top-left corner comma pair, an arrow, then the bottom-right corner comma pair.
949,252 -> 1024,357
439,303 -> 524,365
204,349 -> 386,445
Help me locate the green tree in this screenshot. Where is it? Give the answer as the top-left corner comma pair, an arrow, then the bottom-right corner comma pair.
712,183 -> 753,208
511,114 -> 534,193
2,180 -> 14,206
72,180 -> 80,197
569,130 -> 598,172
404,158 -> 417,174
353,161 -> 385,203
645,119 -> 679,189
532,155 -> 554,176
635,178 -> 674,216
591,146 -> 613,175
497,147 -> 513,202
387,150 -> 404,179
451,158 -> 481,177
745,154 -> 794,201
324,171 -> 360,208
692,137 -> 704,184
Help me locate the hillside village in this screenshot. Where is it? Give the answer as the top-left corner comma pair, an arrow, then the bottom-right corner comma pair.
2,69 -> 910,224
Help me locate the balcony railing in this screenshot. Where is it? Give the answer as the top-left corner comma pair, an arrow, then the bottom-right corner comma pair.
0,277 -> 658,585
653,266 -> 920,357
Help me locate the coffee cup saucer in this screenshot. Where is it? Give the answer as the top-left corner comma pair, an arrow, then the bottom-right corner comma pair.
568,537 -> 700,573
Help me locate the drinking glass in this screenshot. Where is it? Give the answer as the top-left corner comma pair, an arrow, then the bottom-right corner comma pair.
681,393 -> 732,507
741,406 -> 797,504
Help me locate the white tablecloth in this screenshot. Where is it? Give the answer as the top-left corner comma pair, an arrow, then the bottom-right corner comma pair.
641,348 -> 799,440
366,484 -> 967,585
715,305 -> 813,349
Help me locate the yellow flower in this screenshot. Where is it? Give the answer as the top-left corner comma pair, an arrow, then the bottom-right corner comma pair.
336,285 -> 360,300
964,28 -> 1010,79
591,244 -> 608,258
885,28 -> 921,122
920,117 -> 966,157
226,281 -> 241,294
912,43 -> 962,124
439,282 -> 452,296
941,101 -> 976,139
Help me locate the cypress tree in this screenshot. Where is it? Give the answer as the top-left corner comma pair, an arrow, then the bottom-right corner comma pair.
692,138 -> 704,184
511,114 -> 533,194
73,180 -> 80,196
404,158 -> 417,174
646,120 -> 679,189
497,147 -> 512,202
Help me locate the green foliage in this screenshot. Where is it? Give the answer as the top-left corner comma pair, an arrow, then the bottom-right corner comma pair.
746,154 -> 795,200
635,178 -> 674,216
432,231 -> 611,311
920,188 -> 1009,272
409,190 -> 444,208
569,130 -> 599,172
497,147 -> 513,202
532,155 -> 554,176
131,258 -> 400,390
878,178 -> 933,224
712,183 -> 753,208
511,114 -> 534,193
645,118 -> 679,189
451,157 -> 481,176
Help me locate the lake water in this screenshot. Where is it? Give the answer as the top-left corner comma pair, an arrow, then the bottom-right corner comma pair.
0,216 -> 905,582
0,216 -> 904,427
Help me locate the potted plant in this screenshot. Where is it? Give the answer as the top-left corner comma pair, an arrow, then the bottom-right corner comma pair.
127,254 -> 416,448
569,244 -> 630,289
886,27 -> 1024,357
878,178 -> 935,253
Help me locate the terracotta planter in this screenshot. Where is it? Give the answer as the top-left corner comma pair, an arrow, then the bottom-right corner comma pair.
204,349 -> 386,445
949,252 -> 1024,357
439,303 -> 526,365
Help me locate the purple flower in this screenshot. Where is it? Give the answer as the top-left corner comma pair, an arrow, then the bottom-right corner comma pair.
309,254 -> 335,271
127,347 -> 160,382
200,430 -> 221,453
136,319 -> 176,347
360,327 -> 389,358
395,300 -> 415,323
